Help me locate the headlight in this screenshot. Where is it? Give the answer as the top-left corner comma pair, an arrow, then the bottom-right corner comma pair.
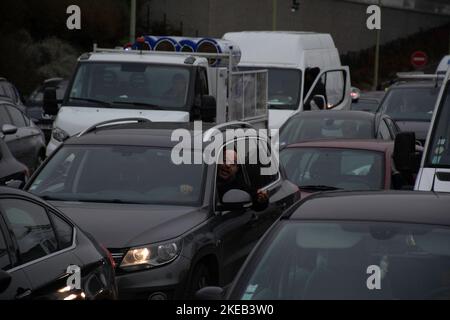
52,127 -> 70,142
120,241 -> 181,270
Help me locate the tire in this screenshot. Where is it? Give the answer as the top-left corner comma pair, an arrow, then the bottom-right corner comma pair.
186,263 -> 213,299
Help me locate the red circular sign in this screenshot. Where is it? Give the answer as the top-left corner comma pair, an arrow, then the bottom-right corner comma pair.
411,51 -> 428,68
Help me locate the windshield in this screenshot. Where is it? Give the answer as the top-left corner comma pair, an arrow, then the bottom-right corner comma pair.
281,148 -> 385,190
279,116 -> 374,145
380,87 -> 439,121
67,62 -> 191,111
239,67 -> 301,110
28,146 -> 205,205
232,221 -> 450,300
427,84 -> 450,168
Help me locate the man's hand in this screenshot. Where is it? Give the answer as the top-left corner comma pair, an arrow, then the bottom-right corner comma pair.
256,189 -> 269,204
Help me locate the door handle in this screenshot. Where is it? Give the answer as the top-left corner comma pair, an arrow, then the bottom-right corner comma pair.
16,288 -> 32,300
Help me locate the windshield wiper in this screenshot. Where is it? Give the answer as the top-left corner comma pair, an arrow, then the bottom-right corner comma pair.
112,101 -> 163,110
70,97 -> 112,107
299,185 -> 342,191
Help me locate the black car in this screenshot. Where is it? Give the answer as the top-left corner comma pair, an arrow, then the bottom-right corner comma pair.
351,91 -> 385,113
0,187 -> 117,300
26,78 -> 68,142
199,191 -> 450,300
279,110 -> 399,148
0,101 -> 46,172
0,78 -> 25,112
26,119 -> 300,299
378,80 -> 441,145
0,126 -> 28,187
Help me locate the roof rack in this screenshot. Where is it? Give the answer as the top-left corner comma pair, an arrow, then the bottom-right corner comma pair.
77,118 -> 152,137
203,121 -> 255,142
92,44 -> 232,60
395,72 -> 445,81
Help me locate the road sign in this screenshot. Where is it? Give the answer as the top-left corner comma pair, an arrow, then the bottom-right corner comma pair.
411,51 -> 428,68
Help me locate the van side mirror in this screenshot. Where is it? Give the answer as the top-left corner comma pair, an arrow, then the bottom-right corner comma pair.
0,270 -> 12,294
195,287 -> 225,300
200,95 -> 217,122
393,132 -> 421,174
43,87 -> 58,116
2,124 -> 18,136
310,95 -> 326,110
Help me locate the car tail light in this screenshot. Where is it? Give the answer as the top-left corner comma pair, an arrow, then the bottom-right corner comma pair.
100,245 -> 116,269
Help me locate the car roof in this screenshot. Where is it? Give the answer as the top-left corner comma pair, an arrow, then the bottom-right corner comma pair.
289,110 -> 376,121
285,139 -> 393,153
288,191 -> 450,226
389,81 -> 441,89
64,122 -> 260,149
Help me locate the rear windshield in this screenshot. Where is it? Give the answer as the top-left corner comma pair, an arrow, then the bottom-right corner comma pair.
380,87 -> 439,121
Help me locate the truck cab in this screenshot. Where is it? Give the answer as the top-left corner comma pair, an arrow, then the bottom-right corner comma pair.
44,39 -> 268,156
223,31 -> 352,129
415,64 -> 450,192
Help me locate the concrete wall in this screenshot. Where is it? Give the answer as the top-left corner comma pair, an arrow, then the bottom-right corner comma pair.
143,0 -> 450,53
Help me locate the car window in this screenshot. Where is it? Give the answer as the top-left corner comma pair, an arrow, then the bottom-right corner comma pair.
29,146 -> 205,206
215,142 -> 249,207
245,138 -> 279,190
5,106 -> 26,128
280,116 -> 374,145
281,148 -> 385,190
50,212 -> 73,250
377,120 -> 392,141
0,199 -> 58,265
0,105 -> 11,127
0,228 -> 11,270
233,221 -> 450,300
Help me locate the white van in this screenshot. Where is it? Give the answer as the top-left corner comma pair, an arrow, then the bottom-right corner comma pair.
415,67 -> 450,192
223,31 -> 352,129
437,55 -> 450,74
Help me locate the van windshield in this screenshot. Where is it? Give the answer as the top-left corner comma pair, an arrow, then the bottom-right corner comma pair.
67,62 -> 192,111
239,67 -> 302,110
427,85 -> 450,167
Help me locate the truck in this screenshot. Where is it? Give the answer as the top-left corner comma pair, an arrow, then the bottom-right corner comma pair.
414,65 -> 450,192
43,37 -> 268,156
222,31 -> 352,129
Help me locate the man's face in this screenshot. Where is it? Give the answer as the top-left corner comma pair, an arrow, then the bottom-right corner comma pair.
218,150 -> 239,181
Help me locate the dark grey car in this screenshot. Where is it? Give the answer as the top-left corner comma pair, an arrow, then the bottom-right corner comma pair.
26,120 -> 300,300
0,101 -> 46,173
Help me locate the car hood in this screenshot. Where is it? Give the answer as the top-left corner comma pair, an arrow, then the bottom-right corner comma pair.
50,201 -> 208,248
395,121 -> 430,141
55,106 -> 190,136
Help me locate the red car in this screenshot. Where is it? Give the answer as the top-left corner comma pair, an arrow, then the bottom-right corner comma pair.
280,140 -> 409,198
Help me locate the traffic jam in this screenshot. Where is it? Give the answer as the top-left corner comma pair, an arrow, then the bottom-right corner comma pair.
0,0 -> 450,304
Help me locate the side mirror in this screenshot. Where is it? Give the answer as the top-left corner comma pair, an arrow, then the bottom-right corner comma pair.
1,124 -> 18,136
220,189 -> 252,211
0,270 -> 12,294
195,287 -> 224,300
310,95 -> 326,110
200,95 -> 217,122
43,87 -> 58,116
393,132 -> 421,174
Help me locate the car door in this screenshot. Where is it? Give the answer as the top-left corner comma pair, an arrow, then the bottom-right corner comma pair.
4,105 -> 35,169
303,67 -> 351,111
0,206 -> 33,300
0,198 -> 81,300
